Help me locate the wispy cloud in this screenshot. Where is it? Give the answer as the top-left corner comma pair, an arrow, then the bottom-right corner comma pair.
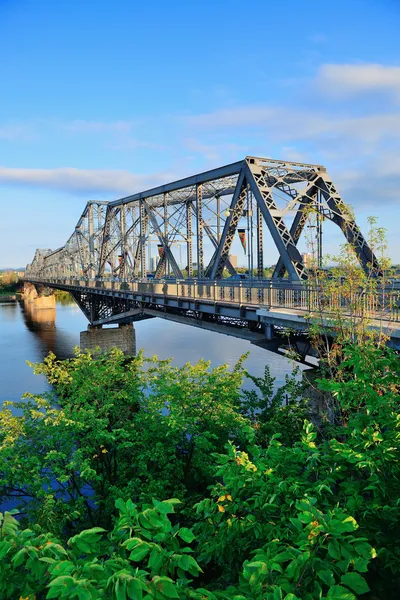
0,122 -> 37,141
336,168 -> 400,208
0,166 -> 174,196
0,118 -> 154,148
316,63 -> 400,99
183,138 -> 248,165
182,65 -> 400,211
185,106 -> 277,128
1,62 -> 399,212
184,105 -> 400,144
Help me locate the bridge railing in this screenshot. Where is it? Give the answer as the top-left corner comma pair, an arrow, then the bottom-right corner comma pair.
25,276 -> 400,323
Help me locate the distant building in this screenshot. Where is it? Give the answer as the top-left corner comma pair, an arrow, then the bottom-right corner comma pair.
229,255 -> 238,268
301,252 -> 313,268
149,256 -> 157,272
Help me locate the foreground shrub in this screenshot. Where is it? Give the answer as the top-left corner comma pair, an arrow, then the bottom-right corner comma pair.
0,343 -> 399,598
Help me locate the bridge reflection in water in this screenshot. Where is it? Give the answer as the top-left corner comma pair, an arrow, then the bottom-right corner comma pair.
20,295 -> 85,361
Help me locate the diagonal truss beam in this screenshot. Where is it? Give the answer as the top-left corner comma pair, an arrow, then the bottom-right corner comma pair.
245,160 -> 307,280
316,173 -> 382,276
143,201 -> 184,278
202,218 -> 236,276
272,182 -> 319,278
208,169 -> 247,279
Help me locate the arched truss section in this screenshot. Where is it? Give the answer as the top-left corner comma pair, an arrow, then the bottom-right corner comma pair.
26,157 -> 381,282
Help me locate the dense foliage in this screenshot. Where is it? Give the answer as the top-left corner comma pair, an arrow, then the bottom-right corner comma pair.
0,342 -> 399,599
0,350 -> 251,532
0,271 -> 19,294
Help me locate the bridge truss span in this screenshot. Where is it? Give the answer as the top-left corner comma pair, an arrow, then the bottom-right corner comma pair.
24,155 -> 394,342
26,156 -> 382,287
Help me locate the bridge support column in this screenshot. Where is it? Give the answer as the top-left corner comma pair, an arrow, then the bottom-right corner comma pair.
21,282 -> 56,309
80,323 -> 136,356
264,323 -> 274,341
21,282 -> 38,301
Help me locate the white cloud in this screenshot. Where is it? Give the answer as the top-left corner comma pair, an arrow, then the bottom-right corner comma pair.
316,63 -> 400,99
330,152 -> 400,208
183,98 -> 400,210
0,166 -> 174,196
184,105 -> 400,145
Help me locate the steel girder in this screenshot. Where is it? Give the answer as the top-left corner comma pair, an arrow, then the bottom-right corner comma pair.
25,156 -> 382,283
69,290 -> 139,323
317,173 -> 382,275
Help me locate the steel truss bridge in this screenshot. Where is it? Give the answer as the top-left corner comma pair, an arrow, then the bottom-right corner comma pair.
24,156 -> 399,349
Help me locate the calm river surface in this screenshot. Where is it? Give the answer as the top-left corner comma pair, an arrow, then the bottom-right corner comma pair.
0,299 -> 305,405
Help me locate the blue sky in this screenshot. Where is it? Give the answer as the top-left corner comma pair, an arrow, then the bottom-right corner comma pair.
1,0 -> 400,267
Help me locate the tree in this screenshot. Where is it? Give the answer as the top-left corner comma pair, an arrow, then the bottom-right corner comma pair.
0,271 -> 18,292
304,214 -> 396,374
0,349 -> 249,533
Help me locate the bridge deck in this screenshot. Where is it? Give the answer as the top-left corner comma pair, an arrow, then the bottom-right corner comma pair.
24,277 -> 400,349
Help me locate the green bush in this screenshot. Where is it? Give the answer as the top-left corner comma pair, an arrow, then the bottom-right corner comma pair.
0,343 -> 399,598
0,350 -> 249,532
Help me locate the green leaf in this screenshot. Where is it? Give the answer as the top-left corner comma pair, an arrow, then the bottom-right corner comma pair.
329,517 -> 358,534
326,585 -> 356,600
68,527 -> 105,553
153,499 -> 181,514
353,541 -> 375,560
115,498 -> 127,513
0,511 -> 19,536
178,553 -> 202,574
47,576 -> 76,598
129,544 -> 151,562
143,509 -> 165,529
127,578 -> 145,599
328,540 -> 341,560
115,577 -> 127,600
353,557 -> 368,573
340,573 -> 370,594
154,576 -> 179,598
77,588 -> 92,600
317,569 -> 335,586
177,527 -> 195,543
12,548 -> 26,567
148,548 -> 163,572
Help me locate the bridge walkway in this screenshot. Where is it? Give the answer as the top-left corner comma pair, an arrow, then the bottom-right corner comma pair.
24,277 -> 400,349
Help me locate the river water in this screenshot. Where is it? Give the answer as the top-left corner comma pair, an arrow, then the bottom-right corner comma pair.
0,299 -> 304,405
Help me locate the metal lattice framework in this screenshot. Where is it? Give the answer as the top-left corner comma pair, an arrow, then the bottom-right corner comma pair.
26,156 -> 381,282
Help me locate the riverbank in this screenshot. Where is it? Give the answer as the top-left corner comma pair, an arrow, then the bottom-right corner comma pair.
0,293 -> 17,302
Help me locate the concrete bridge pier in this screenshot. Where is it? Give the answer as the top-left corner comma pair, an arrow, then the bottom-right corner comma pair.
21,282 -> 56,310
264,323 -> 275,341
80,323 -> 136,356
